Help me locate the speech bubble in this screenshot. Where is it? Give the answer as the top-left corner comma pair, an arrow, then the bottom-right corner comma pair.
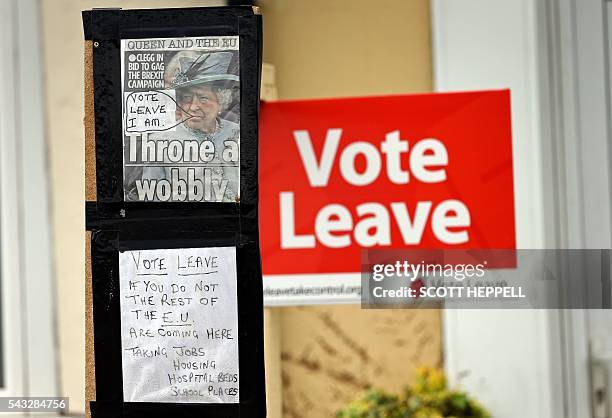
124,90 -> 178,133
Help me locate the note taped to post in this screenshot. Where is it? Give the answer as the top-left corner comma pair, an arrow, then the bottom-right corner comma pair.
119,246 -> 239,403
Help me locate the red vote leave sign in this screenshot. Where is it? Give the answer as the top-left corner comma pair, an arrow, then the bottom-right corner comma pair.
259,90 -> 516,300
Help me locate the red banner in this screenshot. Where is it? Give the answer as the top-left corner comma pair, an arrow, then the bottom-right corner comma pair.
259,91 -> 516,276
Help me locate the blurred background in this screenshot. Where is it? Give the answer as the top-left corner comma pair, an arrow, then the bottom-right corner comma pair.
1,0 -> 611,417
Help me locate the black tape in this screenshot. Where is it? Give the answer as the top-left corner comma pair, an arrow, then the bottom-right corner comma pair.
84,7 -> 265,418
83,6 -> 261,221
90,400 -> 123,418
89,229 -> 265,418
228,1 -> 256,6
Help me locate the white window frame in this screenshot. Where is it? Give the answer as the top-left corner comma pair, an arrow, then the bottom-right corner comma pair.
0,0 -> 58,410
434,1 -> 612,418
0,0 -> 26,399
543,0 -> 612,417
432,1 -> 568,418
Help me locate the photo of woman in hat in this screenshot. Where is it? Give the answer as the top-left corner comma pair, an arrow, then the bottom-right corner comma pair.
124,49 -> 241,202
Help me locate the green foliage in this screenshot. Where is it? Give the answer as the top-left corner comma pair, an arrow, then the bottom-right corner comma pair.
336,367 -> 491,418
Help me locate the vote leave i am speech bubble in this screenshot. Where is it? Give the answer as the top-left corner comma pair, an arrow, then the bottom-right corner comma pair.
124,90 -> 178,133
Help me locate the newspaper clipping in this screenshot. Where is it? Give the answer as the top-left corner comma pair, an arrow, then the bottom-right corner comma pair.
121,37 -> 240,202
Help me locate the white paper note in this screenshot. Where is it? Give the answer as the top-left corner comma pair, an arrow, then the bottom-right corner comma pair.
119,246 -> 239,403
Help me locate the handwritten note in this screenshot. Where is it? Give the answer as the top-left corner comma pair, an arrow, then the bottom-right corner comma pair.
119,247 -> 239,403
124,90 -> 178,133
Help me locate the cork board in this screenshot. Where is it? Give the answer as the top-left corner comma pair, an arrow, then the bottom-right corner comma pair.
280,306 -> 442,418
85,231 -> 95,418
85,39 -> 96,418
84,40 -> 96,202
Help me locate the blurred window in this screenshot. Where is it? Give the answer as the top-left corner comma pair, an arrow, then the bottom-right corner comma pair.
0,266 -> 3,389
0,0 -> 56,402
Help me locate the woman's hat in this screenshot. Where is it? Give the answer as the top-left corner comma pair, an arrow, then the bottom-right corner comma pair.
165,51 -> 239,89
